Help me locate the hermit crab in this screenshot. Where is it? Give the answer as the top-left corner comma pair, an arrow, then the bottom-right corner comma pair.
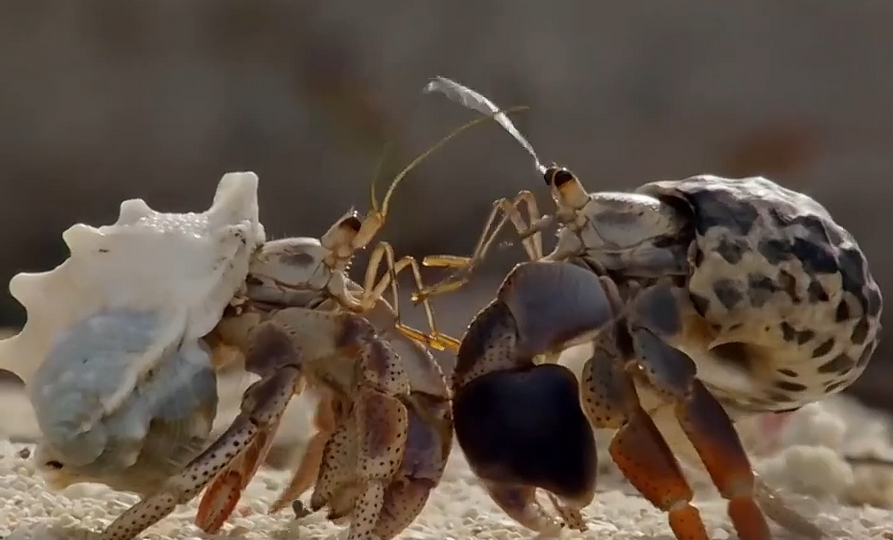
412,77 -> 882,540
0,108 -> 520,540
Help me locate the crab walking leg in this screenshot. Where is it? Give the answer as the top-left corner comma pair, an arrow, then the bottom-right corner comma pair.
647,405 -> 824,540
371,397 -> 453,540
360,241 -> 459,352
608,281 -> 769,540
579,329 -> 713,540
450,261 -> 616,533
268,393 -> 339,514
416,191 -> 544,301
624,327 -> 770,540
305,366 -> 411,539
259,306 -> 414,540
195,416 -> 283,532
98,366 -> 302,540
340,388 -> 408,540
308,420 -> 360,519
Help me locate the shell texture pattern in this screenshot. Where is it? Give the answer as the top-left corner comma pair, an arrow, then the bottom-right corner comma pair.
637,174 -> 882,412
0,172 -> 266,492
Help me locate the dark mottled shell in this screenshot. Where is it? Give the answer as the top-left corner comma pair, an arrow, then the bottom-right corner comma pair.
637,175 -> 882,407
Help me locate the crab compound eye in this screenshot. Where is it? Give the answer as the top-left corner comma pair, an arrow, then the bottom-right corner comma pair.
341,215 -> 363,233
544,166 -> 575,188
45,460 -> 64,470
552,168 -> 575,188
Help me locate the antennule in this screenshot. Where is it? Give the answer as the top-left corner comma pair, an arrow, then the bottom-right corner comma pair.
424,76 -> 546,174
379,105 -> 529,217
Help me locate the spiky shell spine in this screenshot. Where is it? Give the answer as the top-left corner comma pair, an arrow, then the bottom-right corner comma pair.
0,172 -> 266,490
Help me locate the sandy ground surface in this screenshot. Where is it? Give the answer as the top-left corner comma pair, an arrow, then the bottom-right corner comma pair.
2,376 -> 893,540
0,440 -> 891,540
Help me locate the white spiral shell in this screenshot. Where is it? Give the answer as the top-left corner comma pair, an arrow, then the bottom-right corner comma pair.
0,172 -> 266,490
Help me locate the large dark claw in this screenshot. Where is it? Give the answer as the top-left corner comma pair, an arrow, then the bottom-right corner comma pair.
453,364 -> 597,502
449,261 -> 619,532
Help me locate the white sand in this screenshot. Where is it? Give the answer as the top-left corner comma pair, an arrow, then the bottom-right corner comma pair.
0,438 -> 890,540
3,421 -> 893,540
2,373 -> 893,540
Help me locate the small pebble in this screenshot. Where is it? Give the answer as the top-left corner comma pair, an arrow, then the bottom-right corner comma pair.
293,499 -> 313,518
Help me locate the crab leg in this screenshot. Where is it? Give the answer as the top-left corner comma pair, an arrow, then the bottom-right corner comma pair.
264,307 -> 414,540
371,395 -> 452,540
268,392 -> 339,513
579,325 -> 713,540
619,325 -> 770,540
629,282 -> 824,539
573,281 -> 767,540
415,191 -> 544,301
195,415 -> 282,532
359,241 -> 459,352
98,363 -> 301,540
315,387 -> 409,540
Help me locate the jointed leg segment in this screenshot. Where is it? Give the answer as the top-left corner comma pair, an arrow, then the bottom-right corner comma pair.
415,191 -> 546,301
99,363 -> 302,540
359,240 -> 460,352
269,394 -> 339,514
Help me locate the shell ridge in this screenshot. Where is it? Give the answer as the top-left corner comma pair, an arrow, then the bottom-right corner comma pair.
0,171 -> 265,389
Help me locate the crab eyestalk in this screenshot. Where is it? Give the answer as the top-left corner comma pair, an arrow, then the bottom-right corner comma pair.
544,166 -> 589,210
321,213 -> 366,263
353,211 -> 385,250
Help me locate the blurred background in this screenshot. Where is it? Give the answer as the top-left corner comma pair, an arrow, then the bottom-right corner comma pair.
0,0 -> 891,422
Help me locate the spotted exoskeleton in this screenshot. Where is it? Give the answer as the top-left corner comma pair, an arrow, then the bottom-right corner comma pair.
412,76 -> 882,540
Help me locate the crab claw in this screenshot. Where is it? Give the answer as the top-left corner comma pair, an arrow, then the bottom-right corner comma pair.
451,261 -> 776,540
451,261 -> 616,533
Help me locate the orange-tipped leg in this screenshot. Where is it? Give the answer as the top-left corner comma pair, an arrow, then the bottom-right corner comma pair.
195,419 -> 280,532
581,337 -> 710,540
677,381 -> 771,540
630,326 -> 771,540
610,409 -> 710,540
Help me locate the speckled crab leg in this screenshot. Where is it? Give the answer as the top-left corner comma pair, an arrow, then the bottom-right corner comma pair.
98,365 -> 301,540
581,281 -> 770,540
370,397 -> 453,540
268,392 -> 339,514
194,414 -> 283,532
266,307 -> 414,540
300,387 -> 409,540
98,319 -> 307,540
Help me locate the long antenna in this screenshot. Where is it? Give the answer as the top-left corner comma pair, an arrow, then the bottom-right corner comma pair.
372,104 -> 531,217
423,76 -> 547,175
369,140 -> 393,213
